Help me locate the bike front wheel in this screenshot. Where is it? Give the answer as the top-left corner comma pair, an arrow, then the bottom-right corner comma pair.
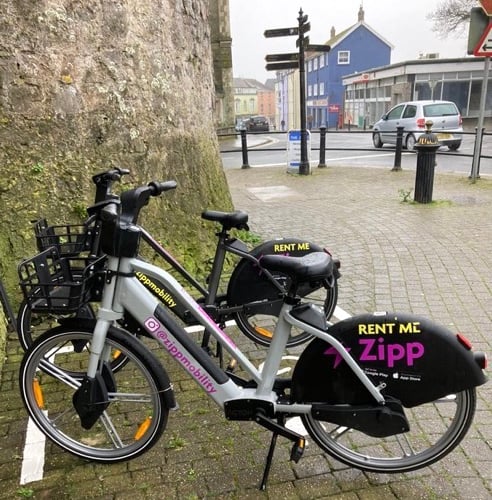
19,324 -> 171,462
302,389 -> 476,473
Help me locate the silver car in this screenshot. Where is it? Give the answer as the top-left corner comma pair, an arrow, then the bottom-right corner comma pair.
372,100 -> 463,151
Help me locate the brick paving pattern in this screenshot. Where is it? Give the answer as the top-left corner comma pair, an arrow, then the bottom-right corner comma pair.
0,164 -> 491,499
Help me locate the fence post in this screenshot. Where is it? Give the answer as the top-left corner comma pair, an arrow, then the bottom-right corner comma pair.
318,127 -> 327,168
392,126 -> 404,171
470,126 -> 484,181
240,129 -> 250,169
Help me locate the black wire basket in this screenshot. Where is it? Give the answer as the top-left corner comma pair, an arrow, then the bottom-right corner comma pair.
33,218 -> 98,257
18,247 -> 106,313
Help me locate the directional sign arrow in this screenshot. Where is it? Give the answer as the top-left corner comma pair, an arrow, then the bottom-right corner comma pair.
265,61 -> 299,71
306,44 -> 331,53
474,22 -> 492,56
299,21 -> 311,34
265,53 -> 299,62
264,27 -> 298,38
296,36 -> 310,48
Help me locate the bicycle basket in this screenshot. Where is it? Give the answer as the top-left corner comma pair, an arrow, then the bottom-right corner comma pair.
33,218 -> 97,257
18,247 -> 106,313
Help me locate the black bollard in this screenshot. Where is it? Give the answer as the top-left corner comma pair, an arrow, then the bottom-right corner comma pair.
414,121 -> 440,203
392,126 -> 404,171
318,127 -> 327,168
240,129 -> 250,169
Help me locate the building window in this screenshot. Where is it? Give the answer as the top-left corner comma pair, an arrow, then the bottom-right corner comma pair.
326,53 -> 329,66
319,82 -> 325,95
308,60 -> 312,72
313,83 -> 318,96
338,50 -> 350,64
308,84 -> 312,97
313,58 -> 318,70
235,99 -> 241,113
319,55 -> 324,69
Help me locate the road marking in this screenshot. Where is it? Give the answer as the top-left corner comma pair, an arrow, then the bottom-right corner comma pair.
20,414 -> 46,484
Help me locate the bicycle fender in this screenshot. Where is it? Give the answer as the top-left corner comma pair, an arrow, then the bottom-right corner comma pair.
227,238 -> 329,306
291,312 -> 487,408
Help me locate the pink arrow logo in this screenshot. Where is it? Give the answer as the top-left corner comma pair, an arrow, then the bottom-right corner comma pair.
324,346 -> 351,368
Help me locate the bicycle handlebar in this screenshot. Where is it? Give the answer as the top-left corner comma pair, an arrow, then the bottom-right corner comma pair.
99,180 -> 177,258
92,168 -> 131,204
120,181 -> 177,224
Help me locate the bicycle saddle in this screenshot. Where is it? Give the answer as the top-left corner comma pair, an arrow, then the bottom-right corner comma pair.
259,252 -> 334,283
201,210 -> 249,230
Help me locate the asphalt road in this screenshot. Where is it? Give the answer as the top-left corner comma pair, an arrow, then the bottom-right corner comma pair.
220,130 -> 492,176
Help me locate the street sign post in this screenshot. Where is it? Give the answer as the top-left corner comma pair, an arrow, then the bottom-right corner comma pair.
264,9 -> 330,175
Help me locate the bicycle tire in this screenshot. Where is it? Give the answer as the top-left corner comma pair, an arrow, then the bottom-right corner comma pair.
16,298 -> 95,351
234,279 -> 338,348
302,388 -> 476,473
19,324 -> 171,463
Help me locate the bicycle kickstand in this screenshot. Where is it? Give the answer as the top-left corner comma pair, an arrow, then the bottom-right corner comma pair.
257,412 -> 305,490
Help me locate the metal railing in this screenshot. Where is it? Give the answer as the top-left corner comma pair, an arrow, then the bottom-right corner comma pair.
218,127 -> 491,178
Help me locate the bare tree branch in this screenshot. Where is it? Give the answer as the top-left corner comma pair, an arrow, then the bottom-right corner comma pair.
427,0 -> 477,37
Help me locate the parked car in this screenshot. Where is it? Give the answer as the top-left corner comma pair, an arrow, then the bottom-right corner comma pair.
372,100 -> 463,151
235,119 -> 246,131
246,115 -> 270,132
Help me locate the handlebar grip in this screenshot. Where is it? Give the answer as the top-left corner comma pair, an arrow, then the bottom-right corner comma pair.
148,180 -> 178,196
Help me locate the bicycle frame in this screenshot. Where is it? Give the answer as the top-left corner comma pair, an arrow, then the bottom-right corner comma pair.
89,253 -> 384,411
140,226 -> 284,317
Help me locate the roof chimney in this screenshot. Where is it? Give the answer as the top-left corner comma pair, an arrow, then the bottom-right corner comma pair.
330,26 -> 335,38
358,4 -> 365,22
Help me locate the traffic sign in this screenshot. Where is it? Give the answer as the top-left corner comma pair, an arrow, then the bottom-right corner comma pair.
299,22 -> 311,34
265,61 -> 299,71
306,44 -> 331,53
265,53 -> 299,62
479,0 -> 492,15
468,7 -> 489,54
296,36 -> 310,48
474,22 -> 492,56
264,27 -> 298,38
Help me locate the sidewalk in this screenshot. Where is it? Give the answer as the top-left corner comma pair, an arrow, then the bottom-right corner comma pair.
0,165 -> 491,499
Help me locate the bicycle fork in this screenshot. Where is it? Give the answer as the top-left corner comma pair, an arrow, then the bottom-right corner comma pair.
73,259 -> 124,429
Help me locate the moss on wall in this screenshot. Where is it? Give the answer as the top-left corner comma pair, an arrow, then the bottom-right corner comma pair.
0,0 -> 233,373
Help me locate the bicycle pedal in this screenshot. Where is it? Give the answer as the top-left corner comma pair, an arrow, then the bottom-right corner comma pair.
290,437 -> 305,463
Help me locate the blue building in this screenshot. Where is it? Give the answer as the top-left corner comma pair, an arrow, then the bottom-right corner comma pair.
305,6 -> 392,128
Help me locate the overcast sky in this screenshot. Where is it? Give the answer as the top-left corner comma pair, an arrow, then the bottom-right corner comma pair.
229,0 -> 472,83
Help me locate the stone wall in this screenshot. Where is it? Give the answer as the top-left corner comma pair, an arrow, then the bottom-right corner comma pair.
0,0 -> 233,363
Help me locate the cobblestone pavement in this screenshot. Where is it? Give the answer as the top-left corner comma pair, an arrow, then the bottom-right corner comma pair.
1,164 -> 491,499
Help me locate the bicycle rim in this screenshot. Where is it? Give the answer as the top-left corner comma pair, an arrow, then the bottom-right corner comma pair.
234,281 -> 338,348
302,389 -> 476,473
20,327 -> 169,462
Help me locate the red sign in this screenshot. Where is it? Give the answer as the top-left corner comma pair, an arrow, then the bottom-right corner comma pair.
328,104 -> 340,112
474,22 -> 492,56
480,0 -> 492,15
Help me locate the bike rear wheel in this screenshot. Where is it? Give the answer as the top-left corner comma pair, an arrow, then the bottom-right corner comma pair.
234,280 -> 338,348
16,298 -> 95,351
302,389 -> 476,473
19,325 -> 171,462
